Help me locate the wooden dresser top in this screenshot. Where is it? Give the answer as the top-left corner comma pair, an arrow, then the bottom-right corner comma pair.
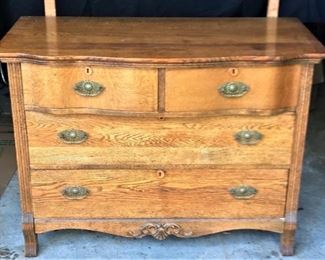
0,17 -> 324,64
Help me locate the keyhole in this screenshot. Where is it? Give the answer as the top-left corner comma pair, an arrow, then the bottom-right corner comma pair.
85,67 -> 93,75
229,68 -> 239,76
157,170 -> 165,178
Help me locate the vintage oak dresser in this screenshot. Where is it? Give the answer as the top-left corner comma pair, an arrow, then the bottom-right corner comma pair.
1,7 -> 325,258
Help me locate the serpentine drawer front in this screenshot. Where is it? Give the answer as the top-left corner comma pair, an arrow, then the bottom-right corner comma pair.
31,169 -> 288,219
26,112 -> 294,168
165,65 -> 301,112
22,64 -> 158,112
1,17 -> 325,257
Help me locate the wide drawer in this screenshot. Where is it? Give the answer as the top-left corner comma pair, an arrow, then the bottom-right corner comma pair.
21,63 -> 158,112
31,169 -> 288,218
26,112 -> 294,168
165,65 -> 301,112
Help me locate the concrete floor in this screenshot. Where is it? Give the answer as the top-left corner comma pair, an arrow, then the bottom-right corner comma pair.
1,99 -> 325,259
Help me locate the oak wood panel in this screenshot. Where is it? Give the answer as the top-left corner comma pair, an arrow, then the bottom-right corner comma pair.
1,17 -> 325,64
26,112 -> 295,168
281,64 -> 314,255
21,63 -> 158,112
7,64 -> 33,213
25,106 -> 295,117
34,218 -> 285,235
6,59 -> 321,68
22,213 -> 38,257
31,169 -> 288,218
165,65 -> 301,112
7,63 -> 38,256
158,68 -> 166,112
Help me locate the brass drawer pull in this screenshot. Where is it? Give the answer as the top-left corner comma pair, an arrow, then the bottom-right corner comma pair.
229,185 -> 257,199
235,130 -> 263,145
62,186 -> 89,200
58,129 -> 88,144
74,81 -> 105,96
218,82 -> 250,98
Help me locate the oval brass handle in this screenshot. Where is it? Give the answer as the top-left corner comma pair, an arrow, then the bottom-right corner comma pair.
62,186 -> 89,200
74,81 -> 105,97
229,185 -> 257,199
235,130 -> 263,145
58,129 -> 88,144
218,82 -> 250,98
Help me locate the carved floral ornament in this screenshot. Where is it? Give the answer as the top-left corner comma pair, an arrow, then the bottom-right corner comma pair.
129,223 -> 193,240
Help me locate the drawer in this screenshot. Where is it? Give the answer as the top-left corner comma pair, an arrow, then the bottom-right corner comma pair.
31,169 -> 288,218
21,63 -> 158,112
26,112 -> 294,168
165,65 -> 301,112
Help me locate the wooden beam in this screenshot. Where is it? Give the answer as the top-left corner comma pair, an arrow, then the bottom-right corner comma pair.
267,0 -> 280,17
44,0 -> 56,17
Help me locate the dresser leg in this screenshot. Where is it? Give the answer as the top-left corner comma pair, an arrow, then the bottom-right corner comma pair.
280,229 -> 295,256
22,213 -> 38,257
23,230 -> 38,257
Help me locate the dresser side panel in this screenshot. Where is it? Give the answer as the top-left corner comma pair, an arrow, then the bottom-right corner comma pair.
7,63 -> 38,256
7,63 -> 33,213
281,64 -> 314,255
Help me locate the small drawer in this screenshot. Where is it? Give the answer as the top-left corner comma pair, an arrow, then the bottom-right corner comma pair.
21,63 -> 158,112
165,65 -> 302,112
31,169 -> 288,218
26,112 -> 294,169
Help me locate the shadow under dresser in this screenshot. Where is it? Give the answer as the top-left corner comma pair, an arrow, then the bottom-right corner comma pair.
0,17 -> 325,256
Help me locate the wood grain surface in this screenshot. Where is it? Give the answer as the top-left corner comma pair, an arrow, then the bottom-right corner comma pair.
22,63 -> 158,112
1,17 -> 324,64
7,63 -> 38,256
165,65 -> 301,112
34,218 -> 285,235
31,169 -> 288,218
25,106 -> 295,117
26,112 -> 295,168
8,64 -> 33,213
281,64 -> 314,255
